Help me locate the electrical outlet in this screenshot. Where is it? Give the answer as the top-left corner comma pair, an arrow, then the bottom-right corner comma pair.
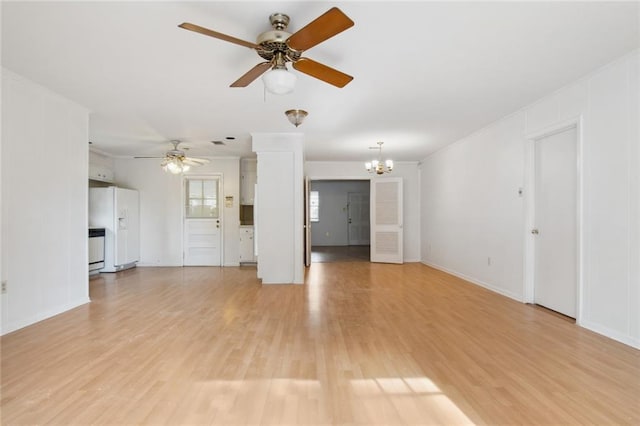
1,281 -> 6,294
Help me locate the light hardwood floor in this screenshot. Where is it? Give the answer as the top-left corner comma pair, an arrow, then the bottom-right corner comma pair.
1,263 -> 639,425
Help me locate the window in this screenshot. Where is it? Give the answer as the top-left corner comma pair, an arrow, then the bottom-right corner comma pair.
309,191 -> 319,222
186,178 -> 219,218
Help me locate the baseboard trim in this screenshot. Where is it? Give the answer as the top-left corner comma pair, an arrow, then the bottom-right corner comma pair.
137,262 -> 183,267
1,297 -> 91,336
137,263 -> 242,268
420,260 -> 523,302
421,261 -> 640,350
579,319 -> 640,349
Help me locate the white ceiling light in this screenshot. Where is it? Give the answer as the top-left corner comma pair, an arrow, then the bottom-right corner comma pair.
261,51 -> 296,95
262,65 -> 296,95
365,141 -> 393,175
285,109 -> 308,127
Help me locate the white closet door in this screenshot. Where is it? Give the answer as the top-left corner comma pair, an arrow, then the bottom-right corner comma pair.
370,178 -> 403,264
534,127 -> 577,317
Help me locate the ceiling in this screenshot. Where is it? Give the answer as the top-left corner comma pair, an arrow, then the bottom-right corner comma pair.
2,2 -> 638,161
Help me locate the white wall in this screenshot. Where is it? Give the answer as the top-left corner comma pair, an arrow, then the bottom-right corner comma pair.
306,161 -> 421,262
310,180 -> 369,246
420,113 -> 526,300
1,69 -> 90,335
420,50 -> 640,348
89,150 -> 114,170
113,157 -> 240,267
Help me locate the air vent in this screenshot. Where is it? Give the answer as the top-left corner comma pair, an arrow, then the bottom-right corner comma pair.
211,140 -> 225,145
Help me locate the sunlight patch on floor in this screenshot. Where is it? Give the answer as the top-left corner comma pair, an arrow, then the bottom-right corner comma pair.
350,377 -> 474,425
189,377 -> 474,424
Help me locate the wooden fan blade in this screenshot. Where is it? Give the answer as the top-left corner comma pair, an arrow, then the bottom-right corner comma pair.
178,22 -> 261,49
133,156 -> 165,159
230,62 -> 272,87
293,57 -> 353,88
183,157 -> 210,166
286,7 -> 354,52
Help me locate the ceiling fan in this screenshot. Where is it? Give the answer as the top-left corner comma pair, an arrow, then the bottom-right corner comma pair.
135,140 -> 210,174
178,7 -> 354,94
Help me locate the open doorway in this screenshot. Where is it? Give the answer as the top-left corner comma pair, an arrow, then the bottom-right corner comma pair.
309,180 -> 370,263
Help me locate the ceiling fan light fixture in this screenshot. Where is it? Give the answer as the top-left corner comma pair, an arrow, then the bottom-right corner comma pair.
285,109 -> 308,127
262,67 -> 296,95
163,158 -> 181,174
162,156 -> 191,174
144,141 -> 209,175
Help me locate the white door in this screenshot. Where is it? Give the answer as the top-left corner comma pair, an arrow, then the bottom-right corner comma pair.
184,177 -> 222,266
348,192 -> 370,245
370,178 -> 403,264
534,127 -> 577,318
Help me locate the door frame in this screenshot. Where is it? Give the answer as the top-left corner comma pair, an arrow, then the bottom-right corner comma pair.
523,116 -> 583,324
304,176 -> 311,267
182,173 -> 224,266
306,176 -> 371,260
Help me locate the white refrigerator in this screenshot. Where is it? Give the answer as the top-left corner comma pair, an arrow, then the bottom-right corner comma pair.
89,187 -> 140,272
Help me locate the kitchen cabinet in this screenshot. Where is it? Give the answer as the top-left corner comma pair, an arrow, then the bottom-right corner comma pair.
240,159 -> 257,205
89,163 -> 114,183
239,226 -> 256,263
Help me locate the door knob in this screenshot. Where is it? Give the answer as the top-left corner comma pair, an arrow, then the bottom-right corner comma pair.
531,229 -> 539,235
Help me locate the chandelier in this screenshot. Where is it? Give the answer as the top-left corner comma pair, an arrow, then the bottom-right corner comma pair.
365,141 -> 393,174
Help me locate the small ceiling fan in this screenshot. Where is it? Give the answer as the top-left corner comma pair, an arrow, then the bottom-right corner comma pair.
178,7 -> 354,93
135,140 -> 210,174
